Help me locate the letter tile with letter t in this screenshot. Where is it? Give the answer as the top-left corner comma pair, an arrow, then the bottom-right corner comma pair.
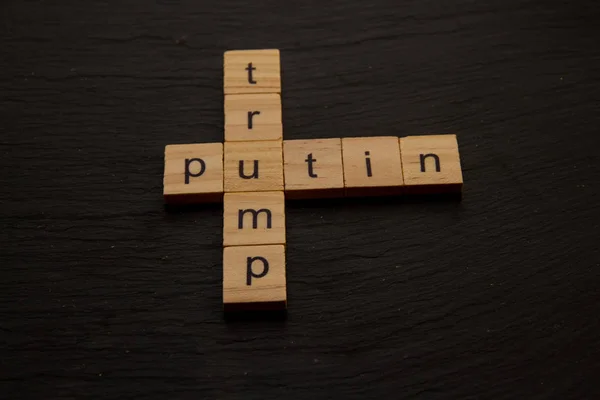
223,244 -> 287,311
224,49 -> 281,95
341,136 -> 404,197
223,191 -> 286,247
163,143 -> 223,204
225,93 -> 282,142
224,140 -> 283,192
399,134 -> 463,194
283,138 -> 344,199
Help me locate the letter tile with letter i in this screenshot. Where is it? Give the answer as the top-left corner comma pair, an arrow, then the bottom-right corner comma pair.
342,136 -> 404,197
223,244 -> 287,311
163,143 -> 223,204
399,134 -> 463,194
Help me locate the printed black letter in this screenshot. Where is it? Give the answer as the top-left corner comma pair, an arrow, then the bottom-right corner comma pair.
184,158 -> 206,184
420,153 -> 441,172
239,160 -> 259,179
246,256 -> 269,285
246,63 -> 257,84
238,209 -> 273,229
247,111 -> 260,129
305,153 -> 318,178
364,151 -> 373,177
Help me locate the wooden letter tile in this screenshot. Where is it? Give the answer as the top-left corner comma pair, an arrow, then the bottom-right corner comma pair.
341,136 -> 404,197
224,140 -> 283,192
399,134 -> 463,194
283,138 -> 344,199
163,143 -> 223,204
224,49 -> 281,95
223,191 -> 286,247
225,94 -> 282,142
223,244 -> 286,311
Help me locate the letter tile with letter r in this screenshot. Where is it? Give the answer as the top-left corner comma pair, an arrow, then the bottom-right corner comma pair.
223,244 -> 287,311
224,49 -> 281,95
224,140 -> 283,192
399,134 -> 463,194
163,143 -> 223,204
283,138 -> 344,199
341,136 -> 404,197
225,93 -> 282,142
223,191 -> 286,246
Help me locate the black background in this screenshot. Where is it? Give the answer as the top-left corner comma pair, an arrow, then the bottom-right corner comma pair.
2,1 -> 600,399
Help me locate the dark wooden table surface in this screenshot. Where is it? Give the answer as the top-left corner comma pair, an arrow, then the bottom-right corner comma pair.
2,1 -> 600,398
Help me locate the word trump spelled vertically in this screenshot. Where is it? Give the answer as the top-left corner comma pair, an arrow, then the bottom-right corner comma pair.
222,49 -> 287,312
162,49 -> 464,314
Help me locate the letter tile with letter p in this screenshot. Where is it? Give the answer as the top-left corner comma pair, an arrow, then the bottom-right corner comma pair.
223,244 -> 287,311
163,143 -> 223,204
223,191 -> 286,246
399,134 -> 463,194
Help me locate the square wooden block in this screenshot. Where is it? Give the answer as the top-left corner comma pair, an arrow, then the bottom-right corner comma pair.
223,191 -> 286,247
223,244 -> 286,312
224,49 -> 281,95
283,138 -> 344,199
341,136 -> 404,197
163,143 -> 223,204
225,94 -> 282,142
224,140 -> 283,192
400,134 -> 463,194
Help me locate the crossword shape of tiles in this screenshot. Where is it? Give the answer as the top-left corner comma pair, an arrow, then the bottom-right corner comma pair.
400,134 -> 463,194
223,191 -> 286,247
223,244 -> 287,311
225,94 -> 283,142
162,48 -> 465,315
342,136 -> 404,197
284,138 -> 344,199
163,143 -> 223,204
224,140 -> 284,192
224,49 -> 281,94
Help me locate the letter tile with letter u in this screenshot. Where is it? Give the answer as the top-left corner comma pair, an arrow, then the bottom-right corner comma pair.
224,140 -> 283,192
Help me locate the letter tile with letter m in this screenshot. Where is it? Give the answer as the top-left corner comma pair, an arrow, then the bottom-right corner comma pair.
223,191 -> 286,246
223,244 -> 286,311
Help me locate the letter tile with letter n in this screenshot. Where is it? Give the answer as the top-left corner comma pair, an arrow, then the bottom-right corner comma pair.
223,191 -> 286,246
223,244 -> 287,311
341,136 -> 404,197
163,143 -> 223,204
225,93 -> 282,142
283,138 -> 344,199
224,140 -> 283,192
224,49 -> 281,95
399,134 -> 463,194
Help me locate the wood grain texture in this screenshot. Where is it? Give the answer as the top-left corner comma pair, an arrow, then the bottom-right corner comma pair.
224,140 -> 284,192
223,244 -> 287,311
1,0 -> 600,399
225,93 -> 283,142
